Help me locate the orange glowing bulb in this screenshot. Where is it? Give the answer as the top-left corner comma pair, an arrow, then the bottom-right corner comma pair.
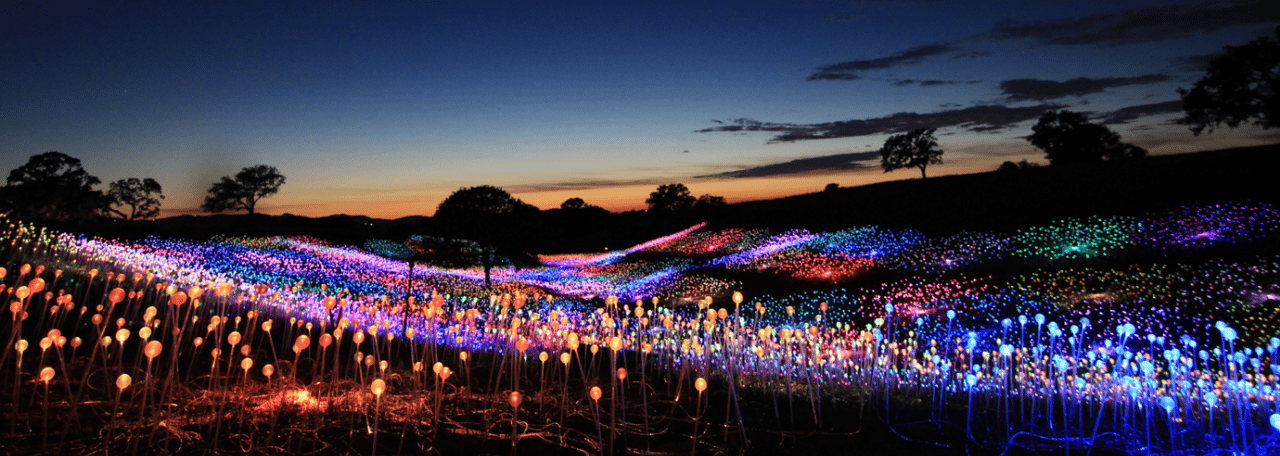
144,341 -> 162,359
116,374 -> 131,390
695,378 -> 707,393
241,357 -> 254,372
295,335 -> 310,351
459,351 -> 469,362
509,391 -> 522,408
560,352 -> 571,365
370,379 -> 385,397
262,364 -> 274,377
433,362 -> 443,374
319,334 -> 332,349
617,368 -> 627,381
39,366 -> 54,383
115,329 -> 130,344
590,386 -> 602,402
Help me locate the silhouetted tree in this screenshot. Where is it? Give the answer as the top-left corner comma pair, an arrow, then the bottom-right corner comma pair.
1028,110 -> 1146,165
0,151 -> 105,222
695,194 -> 726,209
824,183 -> 840,192
105,177 -> 164,221
201,165 -> 286,214
1179,26 -> 1279,135
433,185 -> 538,288
997,159 -> 1042,172
880,128 -> 943,178
645,184 -> 696,212
561,197 -> 587,210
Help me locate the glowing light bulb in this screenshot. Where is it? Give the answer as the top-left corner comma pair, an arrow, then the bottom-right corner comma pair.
144,341 -> 162,359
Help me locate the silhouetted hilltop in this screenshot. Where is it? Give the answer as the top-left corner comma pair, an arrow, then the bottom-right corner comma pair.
712,142 -> 1280,236
62,142 -> 1280,252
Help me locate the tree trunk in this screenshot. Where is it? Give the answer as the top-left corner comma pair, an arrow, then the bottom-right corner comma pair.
483,249 -> 493,289
919,166 -> 927,179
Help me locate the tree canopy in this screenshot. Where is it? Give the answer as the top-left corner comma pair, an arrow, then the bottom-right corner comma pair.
434,185 -> 537,231
432,185 -> 538,288
880,128 -> 943,178
1028,110 -> 1147,165
1179,26 -> 1279,135
695,194 -> 726,209
1,151 -> 105,222
645,184 -> 696,212
201,165 -> 286,214
106,177 -> 164,221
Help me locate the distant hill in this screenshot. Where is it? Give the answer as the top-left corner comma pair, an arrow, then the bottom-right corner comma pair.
59,142 -> 1280,251
82,212 -> 431,246
711,142 -> 1280,236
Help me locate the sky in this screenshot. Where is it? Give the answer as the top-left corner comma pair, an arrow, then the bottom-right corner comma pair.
3,0 -> 1279,219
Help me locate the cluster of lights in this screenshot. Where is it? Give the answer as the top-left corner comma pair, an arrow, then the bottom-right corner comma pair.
1,201 -> 1279,454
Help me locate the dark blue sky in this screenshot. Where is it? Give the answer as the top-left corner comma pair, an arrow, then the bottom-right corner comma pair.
3,0 -> 1278,217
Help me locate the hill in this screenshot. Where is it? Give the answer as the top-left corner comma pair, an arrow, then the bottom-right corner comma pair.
61,142 -> 1280,251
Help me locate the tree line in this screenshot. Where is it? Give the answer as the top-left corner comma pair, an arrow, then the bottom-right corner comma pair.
0,154 -> 286,224
880,26 -> 1277,177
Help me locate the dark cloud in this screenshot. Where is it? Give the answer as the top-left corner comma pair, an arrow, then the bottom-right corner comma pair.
1168,52 -> 1223,72
807,44 -> 956,81
1000,74 -> 1172,101
697,151 -> 881,179
505,178 -> 670,193
893,79 -> 968,87
696,104 -> 1064,143
991,0 -> 1280,46
1098,100 -> 1185,125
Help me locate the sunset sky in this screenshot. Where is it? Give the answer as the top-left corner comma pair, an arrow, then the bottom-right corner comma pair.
3,0 -> 1278,219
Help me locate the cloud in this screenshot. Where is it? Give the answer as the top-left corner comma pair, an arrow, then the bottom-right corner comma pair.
999,74 -> 1172,101
696,104 -> 1064,143
697,151 -> 882,179
991,0 -> 1280,46
504,178 -> 672,193
807,44 -> 957,81
893,79 -> 980,87
1168,52 -> 1223,72
1098,100 -> 1185,125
